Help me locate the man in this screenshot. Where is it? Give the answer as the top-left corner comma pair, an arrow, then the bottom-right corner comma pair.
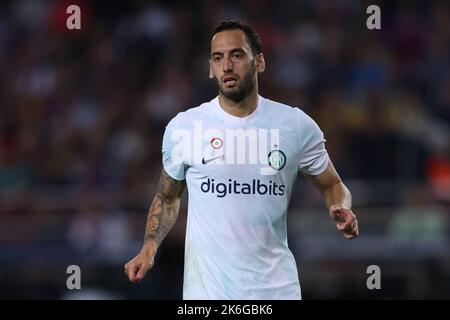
125,20 -> 358,299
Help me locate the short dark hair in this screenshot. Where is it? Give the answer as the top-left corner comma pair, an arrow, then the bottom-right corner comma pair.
211,20 -> 262,56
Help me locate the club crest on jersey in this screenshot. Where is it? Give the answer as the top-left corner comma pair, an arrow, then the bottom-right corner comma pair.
268,150 -> 286,170
210,137 -> 223,149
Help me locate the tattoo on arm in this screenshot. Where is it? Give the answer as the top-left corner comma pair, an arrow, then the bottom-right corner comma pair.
143,169 -> 185,247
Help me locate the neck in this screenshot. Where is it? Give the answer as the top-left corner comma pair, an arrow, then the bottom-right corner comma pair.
218,84 -> 259,117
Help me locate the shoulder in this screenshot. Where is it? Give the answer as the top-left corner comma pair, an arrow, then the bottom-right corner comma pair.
262,97 -> 299,116
165,99 -> 215,130
261,96 -> 316,127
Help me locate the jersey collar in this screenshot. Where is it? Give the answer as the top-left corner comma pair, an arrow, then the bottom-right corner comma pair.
212,95 -> 264,125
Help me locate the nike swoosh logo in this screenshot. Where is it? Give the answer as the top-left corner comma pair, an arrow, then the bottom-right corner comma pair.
202,155 -> 223,164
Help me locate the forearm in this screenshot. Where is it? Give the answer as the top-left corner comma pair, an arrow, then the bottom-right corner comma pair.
143,192 -> 181,250
323,180 -> 352,210
304,161 -> 358,238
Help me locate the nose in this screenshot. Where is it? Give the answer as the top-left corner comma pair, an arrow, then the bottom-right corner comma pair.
222,56 -> 233,73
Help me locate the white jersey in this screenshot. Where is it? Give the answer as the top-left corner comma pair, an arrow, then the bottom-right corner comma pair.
162,95 -> 329,300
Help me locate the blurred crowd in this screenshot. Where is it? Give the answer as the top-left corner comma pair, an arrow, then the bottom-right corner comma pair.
0,0 -> 449,299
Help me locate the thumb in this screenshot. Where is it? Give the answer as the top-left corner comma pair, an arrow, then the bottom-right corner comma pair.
332,207 -> 352,224
330,205 -> 343,221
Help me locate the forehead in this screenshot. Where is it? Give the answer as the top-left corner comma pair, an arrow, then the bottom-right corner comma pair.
210,29 -> 252,54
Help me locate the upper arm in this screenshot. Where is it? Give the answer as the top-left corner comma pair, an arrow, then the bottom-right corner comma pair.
162,114 -> 188,180
296,109 -> 329,176
157,168 -> 186,202
302,160 -> 342,194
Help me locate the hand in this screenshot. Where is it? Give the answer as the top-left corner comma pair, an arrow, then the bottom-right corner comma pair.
124,243 -> 157,283
329,205 -> 359,239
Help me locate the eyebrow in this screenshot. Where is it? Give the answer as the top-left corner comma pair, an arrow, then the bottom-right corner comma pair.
211,48 -> 246,57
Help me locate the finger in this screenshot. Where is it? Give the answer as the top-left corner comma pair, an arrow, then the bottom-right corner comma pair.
344,233 -> 356,239
345,231 -> 358,239
344,226 -> 359,239
333,214 -> 347,223
136,263 -> 150,280
336,220 -> 352,231
128,264 -> 141,282
331,207 -> 353,223
344,226 -> 358,238
330,206 -> 344,221
336,222 -> 345,231
329,205 -> 340,214
343,219 -> 357,232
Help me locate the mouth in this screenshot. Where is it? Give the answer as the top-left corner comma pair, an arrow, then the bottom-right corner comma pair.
222,75 -> 238,87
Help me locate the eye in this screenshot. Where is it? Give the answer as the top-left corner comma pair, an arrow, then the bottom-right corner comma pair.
213,55 -> 222,62
232,52 -> 243,59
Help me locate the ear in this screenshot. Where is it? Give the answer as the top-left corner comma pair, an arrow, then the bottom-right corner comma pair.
209,60 -> 214,79
256,53 -> 266,73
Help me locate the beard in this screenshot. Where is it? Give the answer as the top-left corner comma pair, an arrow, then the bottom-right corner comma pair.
215,64 -> 256,103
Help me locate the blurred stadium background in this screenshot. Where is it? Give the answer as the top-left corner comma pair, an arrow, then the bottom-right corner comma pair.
0,0 -> 449,299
